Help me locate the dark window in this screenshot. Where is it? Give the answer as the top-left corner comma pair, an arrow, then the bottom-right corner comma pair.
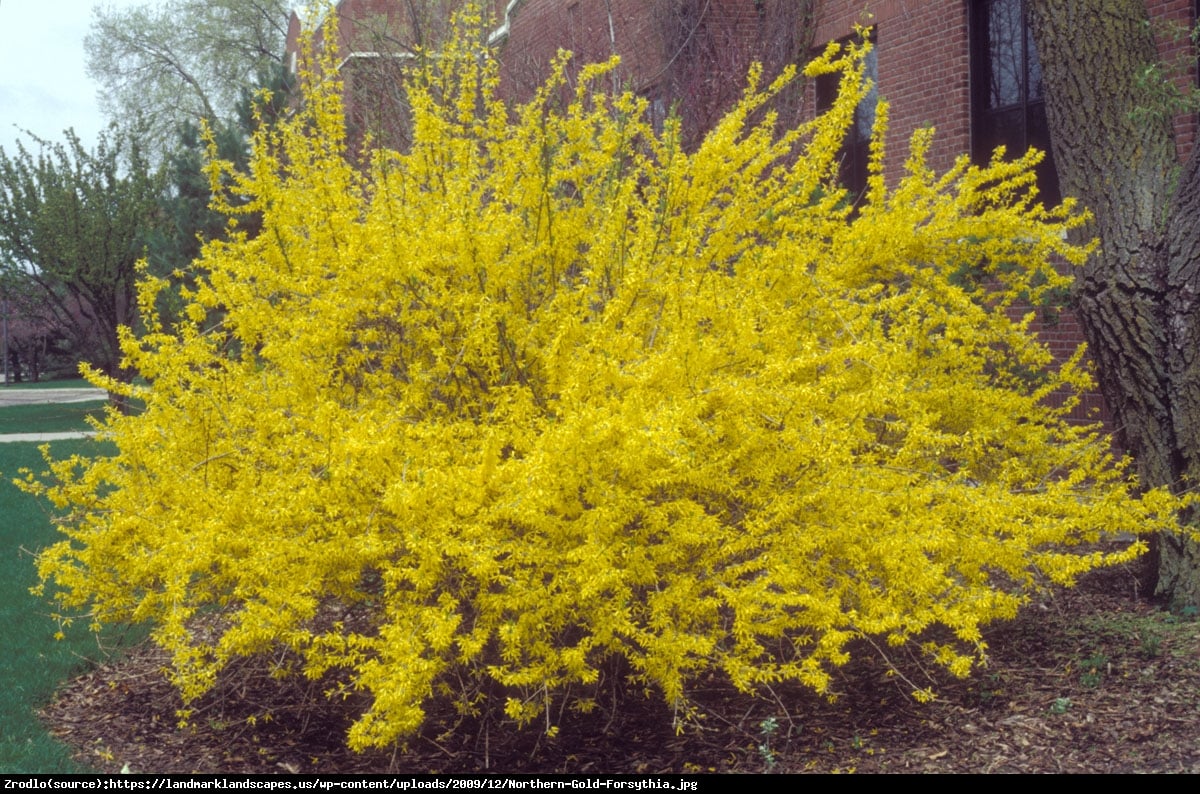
971,0 -> 1060,205
816,35 -> 878,204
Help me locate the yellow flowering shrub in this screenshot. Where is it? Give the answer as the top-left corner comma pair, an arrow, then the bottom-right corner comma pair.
28,26 -> 1181,750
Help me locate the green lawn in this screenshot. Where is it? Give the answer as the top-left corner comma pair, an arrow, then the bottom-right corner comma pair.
0,378 -> 93,390
0,402 -> 109,434
0,398 -> 139,771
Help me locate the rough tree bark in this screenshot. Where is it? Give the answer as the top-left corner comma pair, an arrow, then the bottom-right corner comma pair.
1028,0 -> 1200,605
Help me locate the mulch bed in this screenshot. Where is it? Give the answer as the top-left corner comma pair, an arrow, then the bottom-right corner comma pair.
40,563 -> 1200,774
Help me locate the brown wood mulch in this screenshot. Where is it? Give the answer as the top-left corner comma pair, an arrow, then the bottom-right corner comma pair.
40,564 -> 1200,774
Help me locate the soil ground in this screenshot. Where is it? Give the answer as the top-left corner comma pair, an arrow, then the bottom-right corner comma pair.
40,561 -> 1200,774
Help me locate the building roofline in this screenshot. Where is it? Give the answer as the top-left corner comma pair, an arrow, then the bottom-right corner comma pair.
336,51 -> 417,71
488,0 -> 526,47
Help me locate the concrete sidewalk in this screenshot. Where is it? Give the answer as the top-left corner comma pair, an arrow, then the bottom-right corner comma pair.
0,431 -> 98,443
0,387 -> 107,408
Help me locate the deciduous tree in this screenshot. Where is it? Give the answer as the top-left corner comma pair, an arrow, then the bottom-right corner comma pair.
85,0 -> 290,153
0,128 -> 162,386
1,267 -> 74,382
1027,0 -> 1200,605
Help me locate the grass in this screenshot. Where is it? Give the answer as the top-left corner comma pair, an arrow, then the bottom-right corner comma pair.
0,399 -> 137,772
0,378 -> 93,390
0,376 -> 107,435
1,440 -> 99,772
0,402 -> 109,434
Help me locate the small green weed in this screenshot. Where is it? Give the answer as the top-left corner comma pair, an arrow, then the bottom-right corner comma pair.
757,717 -> 779,770
1138,629 -> 1163,659
1079,653 -> 1108,688
976,672 -> 1004,704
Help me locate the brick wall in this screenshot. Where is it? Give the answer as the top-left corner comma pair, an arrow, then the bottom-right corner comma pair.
494,1 -> 812,147
285,0 -> 1197,165
1148,0 -> 1198,162
494,0 -> 664,99
813,1 -> 971,181
284,1 -> 505,152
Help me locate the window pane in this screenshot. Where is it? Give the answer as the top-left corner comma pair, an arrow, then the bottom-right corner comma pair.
855,47 -> 878,143
813,34 -> 876,201
978,107 -> 1024,157
1025,102 -> 1060,204
986,0 -> 1023,109
815,70 -> 838,113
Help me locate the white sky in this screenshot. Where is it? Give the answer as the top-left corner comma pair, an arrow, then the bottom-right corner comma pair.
0,0 -> 149,158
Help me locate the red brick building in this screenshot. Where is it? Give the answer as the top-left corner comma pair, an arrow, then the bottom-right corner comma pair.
287,1 -> 1197,165
490,1 -> 812,147
287,1 -> 813,150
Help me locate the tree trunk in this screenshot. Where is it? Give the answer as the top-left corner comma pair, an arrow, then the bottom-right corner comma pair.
1028,0 -> 1200,606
